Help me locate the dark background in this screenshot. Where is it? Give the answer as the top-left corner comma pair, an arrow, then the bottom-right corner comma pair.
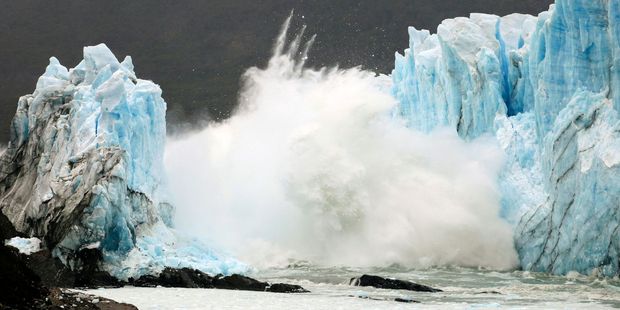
0,0 -> 554,144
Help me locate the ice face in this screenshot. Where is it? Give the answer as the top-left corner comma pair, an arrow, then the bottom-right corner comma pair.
0,44 -> 245,279
392,14 -> 537,139
393,0 -> 620,276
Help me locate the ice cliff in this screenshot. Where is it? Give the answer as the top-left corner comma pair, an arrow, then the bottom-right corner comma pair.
0,44 -> 244,279
393,0 -> 620,276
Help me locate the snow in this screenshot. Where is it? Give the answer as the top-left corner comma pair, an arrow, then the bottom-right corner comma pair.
5,237 -> 42,255
392,0 -> 620,276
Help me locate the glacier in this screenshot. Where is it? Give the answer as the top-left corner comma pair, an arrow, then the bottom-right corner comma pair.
1,0 -> 618,282
0,44 -> 245,279
393,0 -> 620,276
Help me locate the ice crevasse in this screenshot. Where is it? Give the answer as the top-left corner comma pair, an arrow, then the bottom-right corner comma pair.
393,0 -> 620,276
0,44 -> 246,279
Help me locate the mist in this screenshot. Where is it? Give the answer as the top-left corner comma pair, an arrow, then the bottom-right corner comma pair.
164,18 -> 518,271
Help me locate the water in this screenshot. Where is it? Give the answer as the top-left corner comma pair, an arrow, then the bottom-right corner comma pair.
84,266 -> 620,309
254,266 -> 620,308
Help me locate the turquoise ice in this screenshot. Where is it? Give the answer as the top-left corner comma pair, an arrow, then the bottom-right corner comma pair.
393,0 -> 620,276
1,44 -> 246,279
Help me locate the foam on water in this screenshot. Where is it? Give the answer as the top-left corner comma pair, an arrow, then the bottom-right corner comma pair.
165,16 -> 517,271
84,267 -> 620,309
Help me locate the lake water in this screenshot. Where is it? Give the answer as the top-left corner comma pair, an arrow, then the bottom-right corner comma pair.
84,266 -> 620,309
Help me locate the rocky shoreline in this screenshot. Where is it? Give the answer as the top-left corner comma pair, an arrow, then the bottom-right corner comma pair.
350,274 -> 442,292
0,217 -> 135,309
0,210 -> 309,309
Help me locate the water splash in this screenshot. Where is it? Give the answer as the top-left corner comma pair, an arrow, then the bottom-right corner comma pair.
165,17 -> 518,270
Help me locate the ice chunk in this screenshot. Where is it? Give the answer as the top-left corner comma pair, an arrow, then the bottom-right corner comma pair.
5,237 -> 42,255
392,12 -> 537,139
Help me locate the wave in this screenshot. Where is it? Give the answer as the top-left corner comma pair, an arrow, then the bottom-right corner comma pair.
164,15 -> 518,271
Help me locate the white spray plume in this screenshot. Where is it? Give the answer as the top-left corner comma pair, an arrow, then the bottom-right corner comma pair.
165,17 -> 518,271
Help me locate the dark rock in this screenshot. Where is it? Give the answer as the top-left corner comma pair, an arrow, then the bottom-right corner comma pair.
350,295 -> 420,304
0,211 -> 50,308
0,210 -> 22,240
78,270 -> 124,289
211,273 -> 309,293
212,274 -> 268,291
351,295 -> 383,301
0,244 -> 49,309
266,283 -> 310,293
350,274 -> 442,292
15,246 -> 120,289
0,241 -> 136,309
22,249 -> 76,288
47,288 -> 138,310
130,267 -> 213,288
131,267 -> 309,293
0,244 -> 129,309
73,248 -> 123,288
2,189 -> 120,290
76,248 -> 103,274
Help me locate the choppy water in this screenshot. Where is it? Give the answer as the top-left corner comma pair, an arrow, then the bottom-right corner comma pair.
85,266 -> 620,309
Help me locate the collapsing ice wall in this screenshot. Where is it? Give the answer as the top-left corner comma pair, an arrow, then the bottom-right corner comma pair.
393,0 -> 620,276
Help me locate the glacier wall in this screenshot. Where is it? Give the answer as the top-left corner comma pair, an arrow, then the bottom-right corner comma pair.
393,0 -> 620,276
392,13 -> 537,139
0,44 -> 245,279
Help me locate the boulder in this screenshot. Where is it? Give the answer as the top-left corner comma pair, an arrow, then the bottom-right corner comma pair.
350,274 -> 441,292
131,267 -> 309,293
